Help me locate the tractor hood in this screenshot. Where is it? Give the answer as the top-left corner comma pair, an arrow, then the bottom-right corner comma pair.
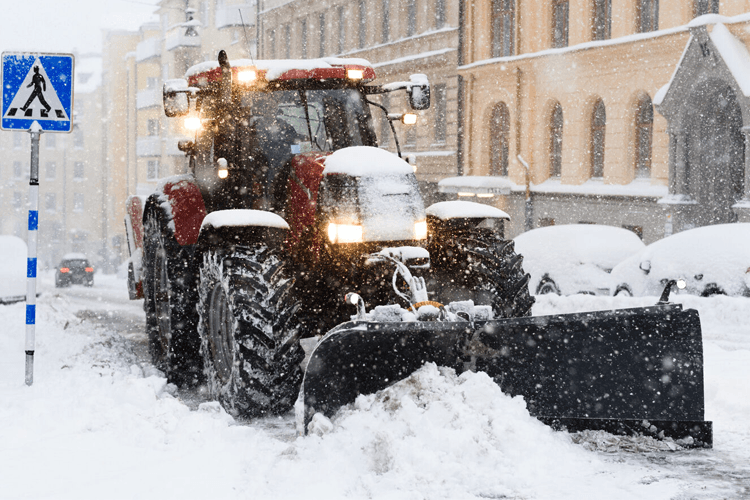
320,147 -> 426,243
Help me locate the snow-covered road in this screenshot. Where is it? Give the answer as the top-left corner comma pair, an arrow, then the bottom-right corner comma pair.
0,273 -> 748,499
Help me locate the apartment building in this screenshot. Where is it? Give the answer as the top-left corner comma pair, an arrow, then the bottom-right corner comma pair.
457,0 -> 750,241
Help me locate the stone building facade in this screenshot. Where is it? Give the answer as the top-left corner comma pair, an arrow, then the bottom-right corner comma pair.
457,0 -> 750,242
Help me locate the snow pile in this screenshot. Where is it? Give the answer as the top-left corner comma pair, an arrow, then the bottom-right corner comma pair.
0,235 -> 27,300
426,200 -> 510,220
290,363 -> 678,499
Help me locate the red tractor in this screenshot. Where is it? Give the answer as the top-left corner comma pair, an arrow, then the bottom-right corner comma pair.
125,52 -> 711,446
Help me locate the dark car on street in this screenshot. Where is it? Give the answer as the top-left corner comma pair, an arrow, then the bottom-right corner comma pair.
55,253 -> 94,287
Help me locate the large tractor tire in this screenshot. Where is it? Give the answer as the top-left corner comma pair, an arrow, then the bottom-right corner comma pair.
142,209 -> 203,387
197,244 -> 304,418
428,227 -> 535,318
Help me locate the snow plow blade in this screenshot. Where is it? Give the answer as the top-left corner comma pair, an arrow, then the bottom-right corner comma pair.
300,304 -> 712,447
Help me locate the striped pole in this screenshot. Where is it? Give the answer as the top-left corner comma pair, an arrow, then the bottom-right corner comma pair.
25,124 -> 41,386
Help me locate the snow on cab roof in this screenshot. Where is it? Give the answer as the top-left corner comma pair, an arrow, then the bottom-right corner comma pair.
322,146 -> 414,177
185,57 -> 375,86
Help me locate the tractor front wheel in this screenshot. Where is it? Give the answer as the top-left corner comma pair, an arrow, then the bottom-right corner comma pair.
197,245 -> 304,418
428,228 -> 535,318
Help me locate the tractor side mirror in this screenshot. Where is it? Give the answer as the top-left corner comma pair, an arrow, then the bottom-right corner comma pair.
407,74 -> 430,111
163,79 -> 190,117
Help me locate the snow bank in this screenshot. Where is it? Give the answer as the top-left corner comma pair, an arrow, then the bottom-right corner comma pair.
322,146 -> 413,176
0,235 -> 27,300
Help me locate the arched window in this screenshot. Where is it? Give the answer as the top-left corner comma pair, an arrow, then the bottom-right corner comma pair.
550,103 -> 563,177
552,0 -> 569,48
635,94 -> 653,178
492,0 -> 515,57
593,0 -> 611,41
639,0 -> 658,32
490,102 -> 510,176
591,99 -> 606,178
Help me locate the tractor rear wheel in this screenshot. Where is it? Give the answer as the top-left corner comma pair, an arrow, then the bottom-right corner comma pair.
428,228 -> 535,318
197,245 -> 304,418
142,209 -> 202,386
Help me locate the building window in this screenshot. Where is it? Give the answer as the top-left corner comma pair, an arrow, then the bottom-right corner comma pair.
337,7 -> 346,53
45,134 -> 56,149
381,0 -> 389,43
550,103 -> 563,177
45,193 -> 56,212
268,29 -> 276,58
319,13 -> 326,57
639,0 -> 659,32
359,0 -> 367,48
635,95 -> 653,178
73,193 -> 84,212
591,99 -> 606,178
284,25 -> 291,58
380,94 -> 391,145
492,0 -> 515,57
694,0 -> 718,17
300,19 -> 308,58
490,102 -> 510,176
405,126 -> 417,147
13,161 -> 23,179
552,0 -> 569,48
46,162 -> 56,180
593,0 -> 611,40
434,84 -> 447,143
147,160 -> 159,180
13,192 -> 23,210
147,119 -> 159,136
74,162 -> 84,180
436,0 -> 446,29
74,129 -> 84,148
13,133 -> 23,149
406,0 -> 417,37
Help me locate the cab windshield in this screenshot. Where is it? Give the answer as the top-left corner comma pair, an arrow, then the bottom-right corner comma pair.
237,87 -> 377,154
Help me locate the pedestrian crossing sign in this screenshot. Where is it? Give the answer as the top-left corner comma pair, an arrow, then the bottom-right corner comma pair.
1,52 -> 74,133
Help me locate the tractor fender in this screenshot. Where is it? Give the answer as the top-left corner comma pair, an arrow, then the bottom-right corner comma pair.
426,200 -> 510,238
124,195 -> 148,299
197,209 -> 289,249
148,175 -> 208,246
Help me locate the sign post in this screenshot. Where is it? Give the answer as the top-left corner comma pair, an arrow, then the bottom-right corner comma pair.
2,52 -> 74,385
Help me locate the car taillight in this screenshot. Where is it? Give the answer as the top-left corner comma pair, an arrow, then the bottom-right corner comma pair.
60,268 -> 70,273
85,267 -> 94,273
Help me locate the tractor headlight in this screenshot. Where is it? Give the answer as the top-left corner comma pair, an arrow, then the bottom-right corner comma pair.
347,69 -> 364,80
414,220 -> 427,240
328,223 -> 363,244
237,70 -> 257,83
184,116 -> 202,131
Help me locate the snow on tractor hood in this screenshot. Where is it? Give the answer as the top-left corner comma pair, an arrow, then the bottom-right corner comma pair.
322,146 -> 414,177
320,147 -> 425,243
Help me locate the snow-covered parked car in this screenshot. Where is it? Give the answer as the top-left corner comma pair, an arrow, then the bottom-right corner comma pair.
0,235 -> 28,304
610,223 -> 750,297
513,224 -> 645,295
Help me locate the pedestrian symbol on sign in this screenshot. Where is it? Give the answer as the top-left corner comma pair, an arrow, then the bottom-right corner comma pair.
21,66 -> 52,116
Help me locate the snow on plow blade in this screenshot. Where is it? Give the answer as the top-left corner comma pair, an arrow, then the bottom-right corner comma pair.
300,304 -> 712,447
